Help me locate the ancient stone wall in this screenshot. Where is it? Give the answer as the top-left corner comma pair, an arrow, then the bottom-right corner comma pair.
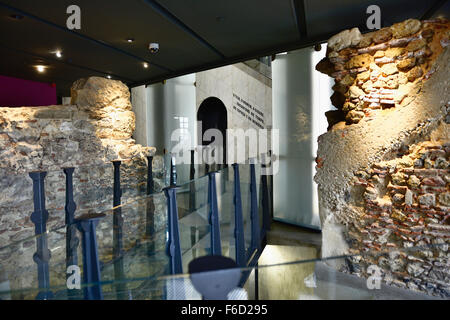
347,129 -> 449,296
317,18 -> 449,127
315,19 -> 449,297
0,77 -> 167,295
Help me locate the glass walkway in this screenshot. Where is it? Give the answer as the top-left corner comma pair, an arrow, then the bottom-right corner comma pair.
0,159 -> 447,300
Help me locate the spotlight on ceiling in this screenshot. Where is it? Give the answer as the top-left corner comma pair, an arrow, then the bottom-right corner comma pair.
55,50 -> 62,58
106,75 -> 112,79
35,65 -> 46,73
126,38 -> 134,43
143,62 -> 149,68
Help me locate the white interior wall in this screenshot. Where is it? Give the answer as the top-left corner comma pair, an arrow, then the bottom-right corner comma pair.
196,63 -> 272,132
132,74 -> 197,153
196,62 -> 272,166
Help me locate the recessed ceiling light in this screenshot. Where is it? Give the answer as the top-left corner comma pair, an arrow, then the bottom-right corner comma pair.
126,38 -> 134,43
55,50 -> 62,58
143,62 -> 149,68
35,65 -> 46,73
106,75 -> 112,79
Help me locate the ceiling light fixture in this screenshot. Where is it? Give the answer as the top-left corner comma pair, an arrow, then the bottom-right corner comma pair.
35,65 -> 46,73
55,50 -> 62,58
127,38 -> 134,43
106,75 -> 112,79
143,62 -> 149,68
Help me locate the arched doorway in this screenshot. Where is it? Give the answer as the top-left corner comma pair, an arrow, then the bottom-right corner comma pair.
197,97 -> 227,165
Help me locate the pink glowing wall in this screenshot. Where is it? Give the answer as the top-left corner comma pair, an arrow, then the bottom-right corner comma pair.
0,75 -> 57,107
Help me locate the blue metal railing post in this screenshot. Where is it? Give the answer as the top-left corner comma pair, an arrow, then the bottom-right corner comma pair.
189,149 -> 198,258
146,156 -> 154,195
146,156 -> 155,238
63,167 -> 77,227
113,160 -> 123,207
63,167 -> 80,299
146,156 -> 156,257
249,163 -> 261,254
164,187 -> 183,274
29,171 -> 53,300
75,214 -> 104,300
112,160 -> 126,299
189,149 -> 196,211
261,159 -> 271,238
232,164 -> 246,267
190,149 -> 196,180
112,160 -> 123,257
207,172 -> 222,256
170,155 -> 177,186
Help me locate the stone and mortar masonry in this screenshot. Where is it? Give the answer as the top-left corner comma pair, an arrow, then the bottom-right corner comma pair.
317,18 -> 449,127
0,77 -> 166,296
348,135 -> 449,296
315,19 -> 449,297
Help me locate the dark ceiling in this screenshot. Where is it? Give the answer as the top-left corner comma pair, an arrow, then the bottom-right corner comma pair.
0,0 -> 448,96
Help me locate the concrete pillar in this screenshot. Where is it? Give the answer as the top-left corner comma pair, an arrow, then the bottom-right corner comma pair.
131,74 -> 196,184
131,74 -> 196,153
272,46 -> 333,229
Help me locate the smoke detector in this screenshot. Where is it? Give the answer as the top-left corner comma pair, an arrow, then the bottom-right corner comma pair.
148,42 -> 159,54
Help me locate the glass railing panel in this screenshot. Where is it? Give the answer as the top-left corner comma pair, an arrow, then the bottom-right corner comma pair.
171,164 -> 191,186
0,170 -> 39,248
0,222 -> 74,300
238,164 -> 252,258
101,275 -> 167,300
215,167 -> 234,259
193,163 -> 208,180
175,174 -> 210,271
255,244 -> 449,300
254,163 -> 264,237
0,190 -> 171,300
151,243 -> 450,300
97,191 -> 170,284
0,238 -> 39,299
2,242 -> 448,300
161,162 -> 221,188
0,162 -> 153,248
71,164 -> 114,219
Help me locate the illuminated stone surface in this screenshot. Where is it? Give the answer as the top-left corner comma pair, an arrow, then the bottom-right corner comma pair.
0,78 -> 165,297
315,19 -> 450,298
